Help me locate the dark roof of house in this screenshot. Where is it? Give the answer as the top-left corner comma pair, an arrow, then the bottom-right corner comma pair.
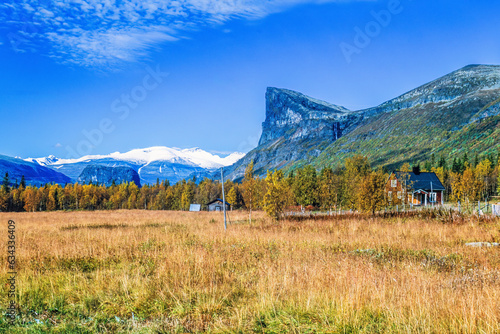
206,198 -> 231,206
394,171 -> 445,191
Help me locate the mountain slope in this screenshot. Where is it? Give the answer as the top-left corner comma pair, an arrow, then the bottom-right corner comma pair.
228,65 -> 500,178
0,155 -> 71,186
313,65 -> 500,169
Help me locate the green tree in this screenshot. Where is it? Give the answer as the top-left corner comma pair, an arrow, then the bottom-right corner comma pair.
452,157 -> 460,173
2,173 -> 10,193
438,155 -> 447,170
475,159 -> 492,200
293,165 -> 318,207
20,175 -> 26,189
318,167 -> 338,211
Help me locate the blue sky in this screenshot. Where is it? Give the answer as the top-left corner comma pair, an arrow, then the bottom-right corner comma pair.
1,0 -> 500,159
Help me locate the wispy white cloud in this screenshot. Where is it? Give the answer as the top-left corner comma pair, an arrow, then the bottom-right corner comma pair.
0,0 -> 348,69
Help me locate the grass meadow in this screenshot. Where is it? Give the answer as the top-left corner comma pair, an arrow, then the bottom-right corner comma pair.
0,210 -> 499,333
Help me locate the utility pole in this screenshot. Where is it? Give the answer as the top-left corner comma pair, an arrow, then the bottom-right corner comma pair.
431,181 -> 433,207
221,167 -> 227,231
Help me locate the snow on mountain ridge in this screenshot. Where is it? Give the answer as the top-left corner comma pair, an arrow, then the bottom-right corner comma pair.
25,147 -> 245,169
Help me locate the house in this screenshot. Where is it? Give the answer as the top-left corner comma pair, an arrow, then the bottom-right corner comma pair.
387,167 -> 445,206
206,198 -> 231,212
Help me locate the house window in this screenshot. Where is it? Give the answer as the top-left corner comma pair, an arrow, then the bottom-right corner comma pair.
429,193 -> 437,202
388,191 -> 392,201
397,191 -> 402,199
391,180 -> 397,188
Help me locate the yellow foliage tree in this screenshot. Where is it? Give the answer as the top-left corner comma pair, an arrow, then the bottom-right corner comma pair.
318,167 -> 339,212
357,170 -> 387,214
242,161 -> 257,223
226,187 -> 237,210
263,170 -> 289,220
23,187 -> 38,212
343,155 -> 370,210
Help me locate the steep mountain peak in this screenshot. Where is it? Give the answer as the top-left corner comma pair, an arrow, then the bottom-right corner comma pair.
259,87 -> 357,146
266,87 -> 351,113
25,154 -> 60,166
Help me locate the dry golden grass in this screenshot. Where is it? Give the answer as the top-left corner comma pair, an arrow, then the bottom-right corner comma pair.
0,210 -> 499,333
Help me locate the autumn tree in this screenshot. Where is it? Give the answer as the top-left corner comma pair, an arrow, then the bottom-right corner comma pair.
263,169 -> 289,220
6,188 -> 20,211
0,189 -> 8,212
195,178 -> 218,209
357,169 -> 387,214
127,182 -> 140,209
180,180 -> 195,211
226,187 -> 237,210
318,167 -> 339,212
451,163 -> 479,210
242,161 -> 257,223
342,155 -> 371,210
23,187 -> 38,212
46,185 -> 60,211
293,165 -> 318,208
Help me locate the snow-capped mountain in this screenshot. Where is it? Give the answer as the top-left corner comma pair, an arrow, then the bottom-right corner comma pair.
0,154 -> 71,187
25,147 -> 245,185
26,147 -> 243,169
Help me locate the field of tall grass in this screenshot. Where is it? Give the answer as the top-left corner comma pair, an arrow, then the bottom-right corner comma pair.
0,210 -> 499,333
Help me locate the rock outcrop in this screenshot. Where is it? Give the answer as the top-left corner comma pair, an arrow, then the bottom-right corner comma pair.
260,87 -> 362,145
77,165 -> 141,187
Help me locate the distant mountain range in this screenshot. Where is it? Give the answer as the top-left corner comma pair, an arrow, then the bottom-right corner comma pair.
0,155 -> 71,186
0,147 -> 244,186
227,65 -> 500,179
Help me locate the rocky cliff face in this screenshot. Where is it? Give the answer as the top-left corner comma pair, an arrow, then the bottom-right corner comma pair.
259,87 -> 362,145
227,65 -> 500,179
78,165 -> 141,187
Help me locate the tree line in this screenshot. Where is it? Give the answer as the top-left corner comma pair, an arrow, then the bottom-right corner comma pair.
1,153 -> 500,218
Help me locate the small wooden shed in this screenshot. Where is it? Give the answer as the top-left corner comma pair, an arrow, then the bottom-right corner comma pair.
206,199 -> 231,212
